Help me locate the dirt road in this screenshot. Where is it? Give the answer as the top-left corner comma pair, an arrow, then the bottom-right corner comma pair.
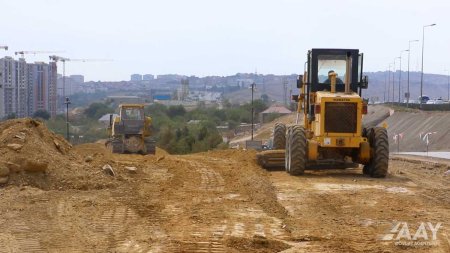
1,140 -> 449,252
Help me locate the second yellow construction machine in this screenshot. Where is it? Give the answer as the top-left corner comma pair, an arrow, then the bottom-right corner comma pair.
257,48 -> 389,178
106,104 -> 156,155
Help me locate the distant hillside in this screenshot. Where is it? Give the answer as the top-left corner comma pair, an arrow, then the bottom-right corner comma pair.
364,71 -> 449,102
224,71 -> 449,104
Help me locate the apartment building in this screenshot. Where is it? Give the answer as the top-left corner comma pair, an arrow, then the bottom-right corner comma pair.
0,57 -> 16,118
15,58 -> 28,118
0,57 -> 58,119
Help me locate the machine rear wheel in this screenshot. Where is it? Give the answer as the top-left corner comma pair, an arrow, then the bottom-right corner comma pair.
144,138 -> 156,155
367,127 -> 389,178
107,138 -> 123,154
288,126 -> 307,175
285,126 -> 292,172
273,123 -> 286,150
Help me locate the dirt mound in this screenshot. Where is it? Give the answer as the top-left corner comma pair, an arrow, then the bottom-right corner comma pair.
0,118 -> 116,190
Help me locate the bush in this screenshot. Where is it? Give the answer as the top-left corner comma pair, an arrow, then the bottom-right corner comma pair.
84,103 -> 114,119
33,110 -> 51,120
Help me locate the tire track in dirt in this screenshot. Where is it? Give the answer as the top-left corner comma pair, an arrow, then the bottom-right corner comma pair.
161,155 -> 291,252
269,161 -> 450,252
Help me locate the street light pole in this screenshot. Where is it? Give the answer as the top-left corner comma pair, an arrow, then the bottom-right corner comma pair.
384,67 -> 388,102
445,69 -> 450,102
393,58 -> 399,102
399,50 -> 408,103
387,64 -> 392,102
420,23 -> 436,109
64,97 -> 71,141
407,40 -> 419,107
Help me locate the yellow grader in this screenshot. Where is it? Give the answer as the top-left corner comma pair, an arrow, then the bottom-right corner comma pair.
106,104 -> 156,155
257,48 -> 389,177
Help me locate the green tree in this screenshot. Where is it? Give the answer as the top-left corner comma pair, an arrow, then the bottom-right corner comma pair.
6,113 -> 16,120
167,105 -> 186,118
84,103 -> 114,119
261,94 -> 269,104
33,110 -> 51,120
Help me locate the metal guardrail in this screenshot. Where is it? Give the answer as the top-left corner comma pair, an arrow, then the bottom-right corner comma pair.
383,102 -> 450,111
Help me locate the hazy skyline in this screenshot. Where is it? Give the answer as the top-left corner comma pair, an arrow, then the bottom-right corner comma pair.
1,0 -> 449,81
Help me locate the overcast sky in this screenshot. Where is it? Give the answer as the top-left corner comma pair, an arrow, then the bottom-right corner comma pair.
1,0 -> 449,81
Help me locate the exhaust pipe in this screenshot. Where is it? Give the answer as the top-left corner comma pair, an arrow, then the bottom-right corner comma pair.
345,53 -> 352,94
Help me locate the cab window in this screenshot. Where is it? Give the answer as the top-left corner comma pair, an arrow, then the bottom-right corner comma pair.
317,55 -> 347,84
122,108 -> 143,120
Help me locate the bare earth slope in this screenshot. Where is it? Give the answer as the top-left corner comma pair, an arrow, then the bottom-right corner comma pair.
384,111 -> 450,152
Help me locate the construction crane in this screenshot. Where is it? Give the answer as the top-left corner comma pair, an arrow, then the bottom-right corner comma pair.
49,55 -> 112,98
0,45 -> 8,51
14,50 -> 64,58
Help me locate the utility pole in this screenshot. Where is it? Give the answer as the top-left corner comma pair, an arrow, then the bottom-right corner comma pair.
64,97 -> 71,141
250,82 -> 256,140
282,77 -> 288,106
407,40 -> 419,107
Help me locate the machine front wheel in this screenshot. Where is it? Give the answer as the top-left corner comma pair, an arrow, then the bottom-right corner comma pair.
273,123 -> 286,150
365,127 -> 389,178
288,126 -> 307,175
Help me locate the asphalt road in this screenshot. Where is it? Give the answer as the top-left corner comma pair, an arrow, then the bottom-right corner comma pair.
396,152 -> 450,160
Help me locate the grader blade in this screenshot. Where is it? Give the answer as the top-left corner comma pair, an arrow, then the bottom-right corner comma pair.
256,150 -> 285,169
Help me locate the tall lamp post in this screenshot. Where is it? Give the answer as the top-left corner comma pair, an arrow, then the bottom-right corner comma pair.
399,50 -> 408,103
420,23 -> 437,108
387,64 -> 392,102
384,66 -> 388,102
250,82 -> 256,140
445,69 -> 450,102
393,58 -> 400,102
64,97 -> 71,141
407,40 -> 419,107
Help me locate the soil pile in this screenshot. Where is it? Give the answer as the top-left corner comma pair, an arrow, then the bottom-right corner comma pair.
0,118 -> 116,190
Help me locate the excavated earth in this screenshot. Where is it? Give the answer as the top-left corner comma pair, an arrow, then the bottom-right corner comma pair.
0,118 -> 449,252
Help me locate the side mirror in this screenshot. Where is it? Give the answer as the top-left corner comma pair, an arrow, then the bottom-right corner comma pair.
360,75 -> 369,89
296,75 -> 303,88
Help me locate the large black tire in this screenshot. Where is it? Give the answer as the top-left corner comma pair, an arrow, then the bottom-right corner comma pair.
273,123 -> 286,150
365,127 -> 389,178
288,126 -> 307,175
107,138 -> 123,154
285,126 -> 292,173
144,138 -> 156,155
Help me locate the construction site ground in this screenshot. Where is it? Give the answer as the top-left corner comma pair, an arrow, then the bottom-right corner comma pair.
0,117 -> 449,252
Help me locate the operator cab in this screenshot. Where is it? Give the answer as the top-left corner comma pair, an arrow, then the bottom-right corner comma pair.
295,48 -> 369,124
121,106 -> 144,121
299,48 -> 368,94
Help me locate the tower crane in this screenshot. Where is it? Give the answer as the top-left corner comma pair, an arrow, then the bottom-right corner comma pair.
15,50 -> 64,58
49,55 -> 112,98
